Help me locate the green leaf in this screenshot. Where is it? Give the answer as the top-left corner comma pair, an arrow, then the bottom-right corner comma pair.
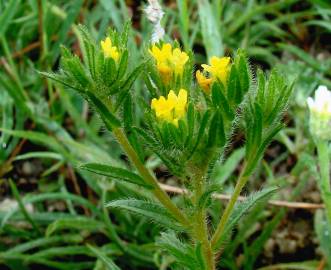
134,127 -> 182,175
120,21 -> 131,46
77,25 -> 97,79
1,192 -> 102,227
38,71 -> 83,93
123,95 -> 133,129
208,110 -> 225,148
189,110 -> 210,156
46,217 -> 105,236
87,245 -> 121,270
236,50 -> 250,98
252,103 -> 263,151
249,123 -> 284,172
0,129 -> 67,157
85,91 -> 121,129
9,179 -> 41,235
61,54 -> 90,88
103,57 -> 117,86
211,83 -> 234,120
143,73 -> 158,97
116,50 -> 128,80
256,69 -> 266,106
186,103 -> 195,144
113,63 -> 144,111
3,235 -> 83,254
106,199 -> 183,230
216,187 -> 278,248
227,65 -> 240,104
197,0 -> 223,59
0,0 -> 21,36
157,232 -> 202,269
197,184 -> 221,210
80,163 -> 153,189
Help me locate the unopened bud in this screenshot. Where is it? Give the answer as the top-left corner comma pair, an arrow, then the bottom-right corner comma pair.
307,85 -> 331,141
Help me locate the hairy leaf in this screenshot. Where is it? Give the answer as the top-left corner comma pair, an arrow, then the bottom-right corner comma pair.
80,163 -> 153,189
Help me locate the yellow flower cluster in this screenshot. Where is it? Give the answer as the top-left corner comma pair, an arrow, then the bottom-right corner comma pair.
196,56 -> 231,93
149,43 -> 189,84
151,89 -> 188,126
100,37 -> 120,63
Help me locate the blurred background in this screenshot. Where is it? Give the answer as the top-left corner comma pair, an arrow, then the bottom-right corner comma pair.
0,0 -> 331,269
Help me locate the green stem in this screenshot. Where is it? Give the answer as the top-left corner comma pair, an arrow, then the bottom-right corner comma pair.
211,163 -> 249,249
195,209 -> 215,270
316,140 -> 331,224
112,127 -> 190,228
192,169 -> 215,270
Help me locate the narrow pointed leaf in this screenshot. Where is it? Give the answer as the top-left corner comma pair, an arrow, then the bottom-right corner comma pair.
80,163 -> 153,189
86,92 -> 121,129
87,245 -> 121,270
106,199 -> 183,230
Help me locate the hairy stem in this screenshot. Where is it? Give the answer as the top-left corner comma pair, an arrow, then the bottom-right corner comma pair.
195,209 -> 215,270
211,163 -> 249,249
316,140 -> 331,224
112,127 -> 190,228
192,169 -> 215,269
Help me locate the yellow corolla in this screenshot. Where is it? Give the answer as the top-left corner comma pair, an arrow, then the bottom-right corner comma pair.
100,37 -> 120,63
196,70 -> 213,93
149,43 -> 172,64
149,43 -> 189,84
170,48 -> 189,76
196,56 -> 231,93
202,56 -> 230,85
151,89 -> 188,126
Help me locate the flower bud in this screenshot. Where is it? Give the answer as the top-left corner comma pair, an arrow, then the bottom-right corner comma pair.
307,85 -> 331,141
100,37 -> 120,63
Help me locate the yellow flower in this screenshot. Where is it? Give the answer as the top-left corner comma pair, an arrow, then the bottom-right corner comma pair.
201,56 -> 230,86
149,43 -> 173,84
149,43 -> 172,63
196,70 -> 213,93
149,44 -> 189,83
151,89 -> 188,126
100,37 -> 120,63
170,48 -> 189,76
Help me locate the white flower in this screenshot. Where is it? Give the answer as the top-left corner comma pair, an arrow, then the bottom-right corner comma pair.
307,85 -> 331,141
307,85 -> 331,115
144,0 -> 164,23
144,0 -> 165,43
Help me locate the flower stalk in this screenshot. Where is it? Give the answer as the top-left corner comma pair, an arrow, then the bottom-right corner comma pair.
211,163 -> 249,249
316,140 -> 331,224
192,169 -> 215,269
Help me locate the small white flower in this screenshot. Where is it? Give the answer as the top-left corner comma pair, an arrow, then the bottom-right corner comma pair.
307,85 -> 331,141
307,85 -> 331,115
144,0 -> 164,23
144,0 -> 165,43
